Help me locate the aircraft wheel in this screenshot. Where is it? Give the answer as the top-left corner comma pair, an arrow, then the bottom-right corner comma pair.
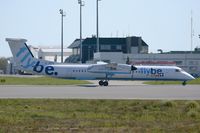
103,81 -> 108,86
182,81 -> 186,86
99,80 -> 104,86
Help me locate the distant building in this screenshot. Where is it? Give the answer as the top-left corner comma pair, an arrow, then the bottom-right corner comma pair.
0,70 -> 3,74
67,36 -> 148,63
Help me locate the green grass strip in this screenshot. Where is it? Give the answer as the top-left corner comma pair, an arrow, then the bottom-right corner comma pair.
0,76 -> 90,85
0,99 -> 200,132
144,78 -> 200,85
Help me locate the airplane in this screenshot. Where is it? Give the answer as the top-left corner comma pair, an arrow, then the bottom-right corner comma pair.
6,38 -> 195,86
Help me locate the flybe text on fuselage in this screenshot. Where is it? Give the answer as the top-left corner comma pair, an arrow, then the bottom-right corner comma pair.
33,61 -> 58,75
139,68 -> 164,77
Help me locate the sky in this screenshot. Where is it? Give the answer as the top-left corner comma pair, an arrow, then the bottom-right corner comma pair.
0,0 -> 200,57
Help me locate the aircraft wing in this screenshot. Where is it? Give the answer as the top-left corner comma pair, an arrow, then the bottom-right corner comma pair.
87,63 -> 136,74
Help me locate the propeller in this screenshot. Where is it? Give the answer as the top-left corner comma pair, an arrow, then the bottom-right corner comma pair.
130,65 -> 137,78
131,65 -> 137,71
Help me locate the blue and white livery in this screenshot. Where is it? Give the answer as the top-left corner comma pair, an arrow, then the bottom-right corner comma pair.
6,38 -> 195,86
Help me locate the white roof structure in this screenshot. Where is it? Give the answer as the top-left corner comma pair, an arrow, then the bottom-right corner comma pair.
40,48 -> 71,53
29,45 -> 72,63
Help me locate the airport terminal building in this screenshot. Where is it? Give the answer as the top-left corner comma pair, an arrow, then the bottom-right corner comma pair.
67,36 -> 148,63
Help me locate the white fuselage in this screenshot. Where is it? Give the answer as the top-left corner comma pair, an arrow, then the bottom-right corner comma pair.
40,64 -> 194,81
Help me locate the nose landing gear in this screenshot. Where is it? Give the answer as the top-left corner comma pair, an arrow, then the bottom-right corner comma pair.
182,81 -> 187,86
99,80 -> 109,86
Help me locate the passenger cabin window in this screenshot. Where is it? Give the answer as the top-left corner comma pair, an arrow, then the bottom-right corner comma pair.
73,69 -> 87,72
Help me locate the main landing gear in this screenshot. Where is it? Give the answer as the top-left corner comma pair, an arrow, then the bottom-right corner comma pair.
99,80 -> 109,86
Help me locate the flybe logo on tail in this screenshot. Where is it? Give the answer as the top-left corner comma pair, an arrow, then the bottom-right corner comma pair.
16,45 -> 58,76
16,46 -> 36,68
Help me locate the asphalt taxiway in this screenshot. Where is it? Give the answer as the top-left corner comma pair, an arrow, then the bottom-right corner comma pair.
0,81 -> 200,100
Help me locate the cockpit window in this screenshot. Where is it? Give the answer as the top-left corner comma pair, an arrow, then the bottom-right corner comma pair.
175,69 -> 180,72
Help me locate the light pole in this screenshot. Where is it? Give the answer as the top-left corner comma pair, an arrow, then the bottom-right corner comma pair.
199,34 -> 200,46
78,0 -> 85,63
96,0 -> 101,53
59,9 -> 65,63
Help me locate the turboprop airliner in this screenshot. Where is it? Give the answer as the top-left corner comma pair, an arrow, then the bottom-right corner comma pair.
6,38 -> 195,86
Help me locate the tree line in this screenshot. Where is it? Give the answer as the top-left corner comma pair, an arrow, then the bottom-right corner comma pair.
0,57 -> 8,74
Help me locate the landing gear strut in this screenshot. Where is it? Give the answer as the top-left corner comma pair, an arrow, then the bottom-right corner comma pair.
99,80 -> 109,86
182,81 -> 186,86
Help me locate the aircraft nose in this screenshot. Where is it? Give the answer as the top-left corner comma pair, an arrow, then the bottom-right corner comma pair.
185,73 -> 195,80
